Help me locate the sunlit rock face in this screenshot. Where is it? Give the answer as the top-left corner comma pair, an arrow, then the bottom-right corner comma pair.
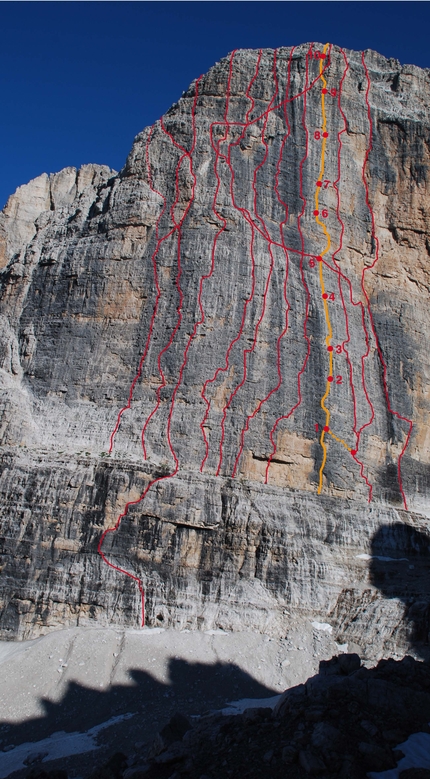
0,44 -> 429,657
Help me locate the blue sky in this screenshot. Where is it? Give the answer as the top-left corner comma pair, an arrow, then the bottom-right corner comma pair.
1,1 -> 428,208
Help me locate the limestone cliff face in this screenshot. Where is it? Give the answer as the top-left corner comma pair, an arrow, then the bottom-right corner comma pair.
0,44 -> 429,657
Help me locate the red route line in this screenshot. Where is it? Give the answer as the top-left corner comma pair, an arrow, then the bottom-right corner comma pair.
199,50 -> 238,472
216,50 -> 280,477
231,47 -> 295,478
200,48 -> 288,475
360,52 -> 412,509
141,83 -> 201,457
201,48 -> 287,474
245,49 -> 262,123
208,51 -> 261,475
328,48 -> 374,497
322,249 -> 376,445
265,44 -> 315,483
99,77 -> 202,627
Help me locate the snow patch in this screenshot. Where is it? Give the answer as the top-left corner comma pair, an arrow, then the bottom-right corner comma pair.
0,714 -> 134,778
335,643 -> 348,652
311,622 -> 333,634
368,731 -> 430,778
220,694 -> 282,715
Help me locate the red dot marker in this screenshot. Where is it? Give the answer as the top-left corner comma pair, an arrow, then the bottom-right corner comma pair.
321,53 -> 326,59
316,180 -> 322,187
323,132 -> 329,138
328,376 -> 334,382
322,293 -> 328,299
351,449 -> 357,456
323,425 -> 330,432
327,345 -> 333,352
314,209 -> 319,216
316,255 -> 323,262
322,88 -> 328,94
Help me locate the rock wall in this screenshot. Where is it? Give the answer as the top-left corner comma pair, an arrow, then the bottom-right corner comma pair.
0,43 -> 430,653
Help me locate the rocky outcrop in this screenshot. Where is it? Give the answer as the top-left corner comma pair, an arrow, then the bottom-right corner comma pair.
128,654 -> 430,778
0,43 -> 430,650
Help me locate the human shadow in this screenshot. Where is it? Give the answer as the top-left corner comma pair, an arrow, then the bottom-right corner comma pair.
369,521 -> 430,659
0,653 -> 277,775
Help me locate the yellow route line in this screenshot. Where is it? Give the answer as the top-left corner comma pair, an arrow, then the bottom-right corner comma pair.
315,43 -> 334,494
328,429 -> 352,453
315,44 -> 353,490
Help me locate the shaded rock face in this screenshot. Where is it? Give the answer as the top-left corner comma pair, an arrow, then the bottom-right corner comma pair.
0,43 -> 430,648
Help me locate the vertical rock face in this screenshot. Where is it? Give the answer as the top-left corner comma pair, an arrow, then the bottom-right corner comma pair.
0,44 -> 429,656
